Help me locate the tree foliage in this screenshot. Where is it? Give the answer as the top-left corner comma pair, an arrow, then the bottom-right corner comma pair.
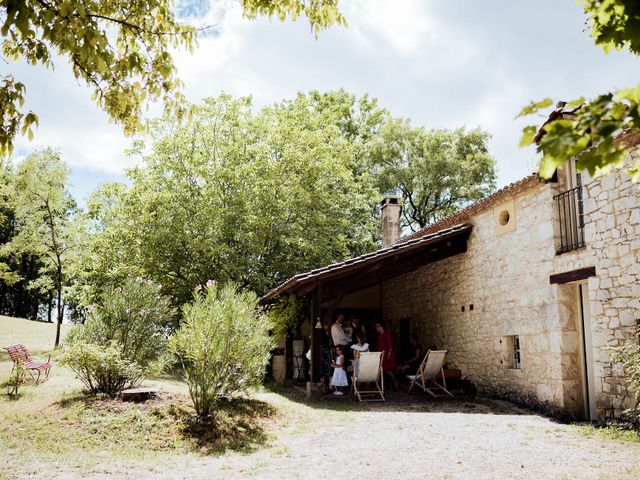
80,92 -> 380,302
0,0 -> 345,155
240,0 -> 346,35
0,160 -> 47,319
3,149 -> 80,346
370,122 -> 496,231
520,0 -> 640,181
268,293 -> 303,340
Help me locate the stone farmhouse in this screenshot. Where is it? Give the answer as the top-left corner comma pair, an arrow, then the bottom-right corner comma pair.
262,124 -> 640,421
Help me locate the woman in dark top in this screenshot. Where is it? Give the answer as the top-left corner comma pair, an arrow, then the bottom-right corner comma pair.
375,322 -> 399,389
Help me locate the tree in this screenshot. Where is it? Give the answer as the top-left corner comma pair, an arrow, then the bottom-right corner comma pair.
370,121 -> 496,231
519,0 -> 640,182
0,160 -> 47,319
0,0 -> 345,156
7,148 -> 79,346
78,92 -> 379,304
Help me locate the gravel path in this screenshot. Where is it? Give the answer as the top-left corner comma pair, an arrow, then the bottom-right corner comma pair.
9,392 -> 640,480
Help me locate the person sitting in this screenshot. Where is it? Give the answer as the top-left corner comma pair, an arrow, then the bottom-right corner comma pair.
398,333 -> 423,376
375,321 -> 399,390
350,332 -> 370,378
350,331 -> 370,358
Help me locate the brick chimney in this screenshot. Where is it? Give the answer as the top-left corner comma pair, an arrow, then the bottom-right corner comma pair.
380,197 -> 402,248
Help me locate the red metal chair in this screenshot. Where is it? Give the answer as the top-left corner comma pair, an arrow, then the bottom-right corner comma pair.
3,344 -> 52,384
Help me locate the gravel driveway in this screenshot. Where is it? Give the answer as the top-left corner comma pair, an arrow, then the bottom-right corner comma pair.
192,393 -> 640,480
12,390 -> 640,480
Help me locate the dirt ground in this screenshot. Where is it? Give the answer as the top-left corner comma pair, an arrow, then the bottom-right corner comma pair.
8,387 -> 640,480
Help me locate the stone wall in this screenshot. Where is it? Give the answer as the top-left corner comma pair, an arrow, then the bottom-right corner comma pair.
382,182 -> 586,417
381,156 -> 639,419
567,152 -> 640,418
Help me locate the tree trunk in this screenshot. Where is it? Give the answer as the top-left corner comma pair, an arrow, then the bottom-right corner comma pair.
47,292 -> 53,323
54,287 -> 62,348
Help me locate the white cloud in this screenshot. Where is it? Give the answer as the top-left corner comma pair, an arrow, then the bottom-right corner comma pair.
7,0 -> 640,196
349,0 -> 431,55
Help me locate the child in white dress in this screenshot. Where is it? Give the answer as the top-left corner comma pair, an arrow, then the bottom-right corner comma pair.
330,345 -> 349,396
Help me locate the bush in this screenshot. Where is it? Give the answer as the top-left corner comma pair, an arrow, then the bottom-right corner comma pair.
83,277 -> 175,366
60,277 -> 174,395
60,342 -> 143,395
609,341 -> 640,426
169,282 -> 273,420
6,361 -> 25,396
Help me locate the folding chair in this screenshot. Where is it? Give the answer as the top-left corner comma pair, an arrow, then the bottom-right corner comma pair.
351,352 -> 385,402
407,349 -> 453,397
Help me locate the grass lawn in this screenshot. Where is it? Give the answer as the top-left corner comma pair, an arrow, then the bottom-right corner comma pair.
0,317 -> 279,478
1,316 -> 640,480
0,315 -> 73,353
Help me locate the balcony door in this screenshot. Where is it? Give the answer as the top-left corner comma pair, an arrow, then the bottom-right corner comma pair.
555,159 -> 585,254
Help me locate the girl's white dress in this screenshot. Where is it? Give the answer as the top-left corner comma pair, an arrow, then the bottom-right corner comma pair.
330,354 -> 349,387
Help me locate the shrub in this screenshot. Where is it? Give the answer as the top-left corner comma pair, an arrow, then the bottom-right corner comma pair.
60,277 -> 174,395
169,282 -> 273,420
609,341 -> 640,426
60,342 -> 143,395
6,361 -> 25,396
83,277 -> 175,366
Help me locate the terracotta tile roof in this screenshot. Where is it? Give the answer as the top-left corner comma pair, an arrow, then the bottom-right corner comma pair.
260,223 -> 473,303
402,173 -> 542,241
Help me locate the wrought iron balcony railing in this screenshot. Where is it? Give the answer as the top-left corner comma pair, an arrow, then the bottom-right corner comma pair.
554,185 -> 585,254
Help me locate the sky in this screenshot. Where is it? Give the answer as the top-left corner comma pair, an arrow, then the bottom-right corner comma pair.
10,0 -> 640,203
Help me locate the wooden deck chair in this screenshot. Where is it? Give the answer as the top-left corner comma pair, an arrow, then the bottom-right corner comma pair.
407,349 -> 453,397
351,352 -> 385,402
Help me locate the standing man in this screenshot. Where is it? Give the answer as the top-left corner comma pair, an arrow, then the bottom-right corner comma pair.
350,315 -> 366,344
331,313 -> 352,356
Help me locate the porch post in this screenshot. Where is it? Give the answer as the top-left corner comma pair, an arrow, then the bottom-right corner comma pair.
310,283 -> 322,383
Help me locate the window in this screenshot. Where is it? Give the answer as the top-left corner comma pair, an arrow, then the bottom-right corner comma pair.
512,336 -> 521,369
506,335 -> 521,369
494,199 -> 516,235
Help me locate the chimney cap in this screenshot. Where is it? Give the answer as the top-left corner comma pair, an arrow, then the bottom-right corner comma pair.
380,196 -> 402,208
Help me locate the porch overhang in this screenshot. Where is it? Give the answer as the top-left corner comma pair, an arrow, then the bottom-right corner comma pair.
260,223 -> 473,304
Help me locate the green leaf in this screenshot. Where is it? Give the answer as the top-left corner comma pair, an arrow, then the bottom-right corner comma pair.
516,98 -> 553,118
519,126 -> 537,147
566,97 -> 585,109
538,155 -> 558,179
